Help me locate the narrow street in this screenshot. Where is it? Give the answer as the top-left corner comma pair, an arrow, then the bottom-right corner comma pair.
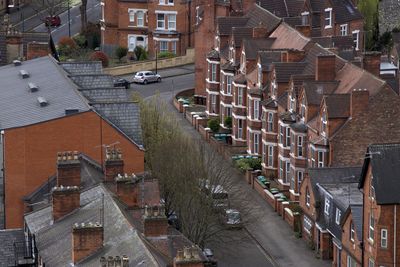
135,75 -> 332,267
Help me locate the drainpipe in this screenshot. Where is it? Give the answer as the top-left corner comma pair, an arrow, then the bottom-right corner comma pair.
394,205 -> 397,267
361,190 -> 365,267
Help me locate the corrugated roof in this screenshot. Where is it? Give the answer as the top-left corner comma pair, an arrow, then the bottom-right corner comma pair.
0,56 -> 90,130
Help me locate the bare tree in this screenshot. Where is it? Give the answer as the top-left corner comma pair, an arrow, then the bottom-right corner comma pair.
79,0 -> 87,32
30,0 -> 67,19
140,95 -> 260,248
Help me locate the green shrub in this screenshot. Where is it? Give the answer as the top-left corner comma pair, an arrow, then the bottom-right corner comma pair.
58,36 -> 77,57
72,34 -> 87,48
139,49 -> 148,61
134,46 -> 144,60
224,116 -> 232,128
207,119 -> 220,133
81,22 -> 101,49
115,46 -> 128,61
158,51 -> 175,58
235,158 -> 262,172
90,51 -> 109,67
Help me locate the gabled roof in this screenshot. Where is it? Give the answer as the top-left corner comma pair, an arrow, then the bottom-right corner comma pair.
330,87 -> 400,167
341,204 -> 363,240
25,184 -> 159,266
231,27 -> 253,48
258,51 -> 282,70
259,0 -> 304,17
0,56 -> 90,130
244,4 -> 282,30
311,36 -> 355,50
269,23 -> 311,50
243,38 -> 276,59
330,0 -> 363,23
273,62 -> 307,83
217,17 -> 249,36
359,143 -> 400,204
303,81 -> 339,105
319,183 -> 362,210
324,94 -> 350,118
0,229 -> 25,266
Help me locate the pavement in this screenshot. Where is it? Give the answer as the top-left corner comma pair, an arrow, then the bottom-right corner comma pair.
140,67 -> 332,267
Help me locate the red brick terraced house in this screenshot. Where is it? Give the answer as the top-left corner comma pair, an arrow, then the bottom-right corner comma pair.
340,204 -> 363,267
101,0 -> 197,57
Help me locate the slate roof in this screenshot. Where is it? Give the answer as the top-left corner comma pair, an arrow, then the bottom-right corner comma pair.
60,61 -> 103,75
243,38 -> 276,59
93,103 -> 143,146
330,87 -> 400,167
359,143 -> 400,204
269,23 -> 310,50
206,49 -> 220,59
70,74 -> 114,88
233,73 -> 247,84
244,4 -> 282,30
25,184 -> 159,267
324,94 -> 350,118
80,88 -> 129,103
320,183 -> 362,210
217,17 -> 249,36
274,62 -> 307,83
231,27 -> 253,48
0,229 -> 25,267
221,61 -> 235,72
348,204 -> 363,239
258,51 -> 282,70
283,16 -> 302,27
311,36 -> 355,50
290,122 -> 307,132
0,56 -> 90,130
303,81 -> 339,105
259,0 -> 304,17
331,0 -> 363,23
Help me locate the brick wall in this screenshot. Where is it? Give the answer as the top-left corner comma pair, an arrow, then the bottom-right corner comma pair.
4,110 -> 144,228
341,212 -> 362,266
72,224 -> 104,263
26,42 -> 49,60
52,187 -> 80,221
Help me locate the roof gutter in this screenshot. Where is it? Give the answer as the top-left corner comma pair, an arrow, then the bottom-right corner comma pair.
394,205 -> 397,267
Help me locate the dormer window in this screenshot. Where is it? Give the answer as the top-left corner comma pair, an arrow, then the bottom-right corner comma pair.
289,93 -> 295,112
240,51 -> 246,74
324,198 -> 330,215
300,97 -> 306,119
324,8 -> 332,28
226,76 -> 232,94
350,221 -> 355,242
370,176 -> 375,200
301,11 -> 309,25
267,112 -> 273,132
306,187 -> 310,207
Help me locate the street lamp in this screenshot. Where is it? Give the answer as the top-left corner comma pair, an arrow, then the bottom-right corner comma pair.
67,0 -> 71,37
154,41 -> 158,74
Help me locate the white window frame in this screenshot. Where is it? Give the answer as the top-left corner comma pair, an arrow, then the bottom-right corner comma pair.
368,258 -> 375,267
267,112 -> 273,132
297,171 -> 303,190
285,161 -> 290,183
157,13 -> 165,29
262,143 -> 266,163
353,30 -> 360,51
237,87 -> 243,105
347,256 -> 357,267
167,14 -> 176,30
159,40 -> 168,52
335,209 -> 341,225
254,133 -> 259,154
321,111 -> 327,135
306,187 -> 310,207
210,94 -> 217,114
210,63 -> 217,82
129,10 -> 135,23
301,11 -> 309,26
128,35 -> 136,52
318,151 -> 324,167
136,11 -> 144,26
253,100 -> 260,120
350,222 -> 355,242
381,229 -> 387,248
171,41 -> 177,54
297,135 -> 303,157
226,76 -> 232,94
279,159 -> 284,179
238,119 -> 243,139
369,213 -> 375,242
324,8 -> 332,28
340,24 -> 348,36
268,146 -> 274,167
285,127 -> 290,148
279,125 -> 284,144
324,198 -> 330,215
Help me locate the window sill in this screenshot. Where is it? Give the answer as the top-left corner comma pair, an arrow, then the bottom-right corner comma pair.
324,25 -> 332,29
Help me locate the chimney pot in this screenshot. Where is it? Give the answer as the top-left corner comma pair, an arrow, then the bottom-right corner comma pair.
143,205 -> 168,237
183,247 -> 191,259
351,88 -> 369,118
72,222 -> 104,264
316,54 -> 336,81
52,186 -> 80,221
362,51 -> 381,77
122,255 -> 129,267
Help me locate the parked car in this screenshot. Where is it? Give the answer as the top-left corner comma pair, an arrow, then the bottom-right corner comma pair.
224,209 -> 242,229
45,16 -> 61,27
133,71 -> 161,84
113,78 -> 130,89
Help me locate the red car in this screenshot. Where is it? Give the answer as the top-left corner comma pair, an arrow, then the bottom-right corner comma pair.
45,16 -> 61,27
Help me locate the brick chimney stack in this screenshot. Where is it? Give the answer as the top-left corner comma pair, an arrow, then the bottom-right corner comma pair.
351,88 -> 369,118
295,25 -> 311,38
282,49 -> 306,63
72,222 -> 104,264
362,51 -> 381,77
56,151 -> 81,187
252,22 -> 268,39
115,173 -> 140,208
316,54 -> 336,81
5,29 -> 23,64
104,148 -> 124,182
143,205 -> 168,237
52,186 -> 80,221
174,246 -> 204,267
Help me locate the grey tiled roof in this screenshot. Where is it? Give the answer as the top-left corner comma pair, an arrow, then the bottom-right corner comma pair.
360,144 -> 400,204
80,88 -> 129,103
60,61 -> 103,75
70,74 -> 114,88
25,184 -> 159,267
93,103 -> 143,147
0,229 -> 24,267
0,56 -> 90,130
349,204 -> 363,239
320,183 -> 362,210
0,34 -> 6,66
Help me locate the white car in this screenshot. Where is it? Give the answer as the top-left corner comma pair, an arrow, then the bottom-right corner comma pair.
133,71 -> 161,84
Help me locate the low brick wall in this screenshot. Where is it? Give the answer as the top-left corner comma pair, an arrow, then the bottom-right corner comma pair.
265,189 -> 276,210
104,49 -> 195,76
173,98 -> 184,113
254,179 -> 268,201
284,208 -> 301,232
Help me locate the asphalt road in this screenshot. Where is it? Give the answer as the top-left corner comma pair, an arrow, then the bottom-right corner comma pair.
33,0 -> 101,44
126,73 -> 195,99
